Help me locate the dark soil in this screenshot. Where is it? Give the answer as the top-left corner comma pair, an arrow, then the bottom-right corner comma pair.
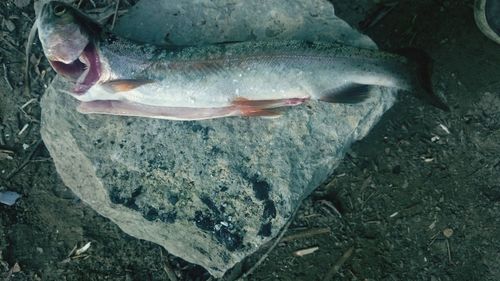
1,0 -> 499,280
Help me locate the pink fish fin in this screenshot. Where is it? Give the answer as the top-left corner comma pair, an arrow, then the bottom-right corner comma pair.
319,83 -> 372,104
239,108 -> 282,118
232,97 -> 309,108
231,97 -> 309,117
101,79 -> 155,92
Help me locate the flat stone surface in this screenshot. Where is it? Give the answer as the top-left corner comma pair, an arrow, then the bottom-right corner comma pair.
40,0 -> 395,277
114,0 -> 374,46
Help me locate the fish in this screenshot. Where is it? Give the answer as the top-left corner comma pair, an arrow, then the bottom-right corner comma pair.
37,1 -> 449,121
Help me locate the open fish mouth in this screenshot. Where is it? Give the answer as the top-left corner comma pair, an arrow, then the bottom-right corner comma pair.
48,42 -> 101,94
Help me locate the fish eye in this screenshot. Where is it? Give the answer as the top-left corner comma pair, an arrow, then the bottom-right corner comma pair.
53,4 -> 66,16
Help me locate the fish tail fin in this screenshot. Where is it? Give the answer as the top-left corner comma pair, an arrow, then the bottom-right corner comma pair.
318,83 -> 373,104
394,48 -> 450,111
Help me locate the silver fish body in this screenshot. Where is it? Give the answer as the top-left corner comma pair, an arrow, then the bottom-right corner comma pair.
87,41 -> 412,105
38,2 -> 448,120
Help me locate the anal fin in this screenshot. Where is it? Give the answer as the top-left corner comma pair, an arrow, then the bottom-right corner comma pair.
240,108 -> 282,118
319,83 -> 372,104
232,97 -> 308,108
231,97 -> 308,118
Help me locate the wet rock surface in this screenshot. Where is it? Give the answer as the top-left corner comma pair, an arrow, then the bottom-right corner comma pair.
40,0 -> 394,277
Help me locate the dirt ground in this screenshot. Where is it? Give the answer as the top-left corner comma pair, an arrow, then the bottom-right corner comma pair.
1,0 -> 499,280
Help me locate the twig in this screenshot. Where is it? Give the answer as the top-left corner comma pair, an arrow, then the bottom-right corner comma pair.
19,98 -> 40,123
427,231 -> 441,247
18,124 -> 29,136
0,37 -> 25,57
359,2 -> 398,31
293,246 -> 319,257
20,98 -> 37,110
446,240 -> 452,264
111,0 -> 120,30
160,249 -> 178,281
2,64 -> 13,90
0,45 -> 12,54
0,149 -> 14,160
30,157 -> 52,163
0,149 -> 14,155
4,139 -> 43,180
323,246 -> 354,281
281,227 -> 331,243
239,204 -> 301,280
24,18 -> 39,96
318,200 -> 342,218
163,261 -> 178,281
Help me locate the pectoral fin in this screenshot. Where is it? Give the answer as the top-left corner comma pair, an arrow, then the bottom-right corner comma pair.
101,79 -> 155,92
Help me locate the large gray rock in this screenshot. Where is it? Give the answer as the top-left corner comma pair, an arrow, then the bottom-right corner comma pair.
40,0 -> 395,277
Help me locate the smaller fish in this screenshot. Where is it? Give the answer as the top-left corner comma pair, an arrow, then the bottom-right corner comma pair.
37,2 -> 449,120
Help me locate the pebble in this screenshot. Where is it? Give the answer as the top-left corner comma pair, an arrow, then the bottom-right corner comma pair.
0,191 -> 21,206
443,228 -> 454,238
14,0 -> 31,9
4,19 -> 15,32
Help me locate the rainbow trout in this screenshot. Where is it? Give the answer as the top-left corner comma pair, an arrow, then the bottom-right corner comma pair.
37,1 -> 448,120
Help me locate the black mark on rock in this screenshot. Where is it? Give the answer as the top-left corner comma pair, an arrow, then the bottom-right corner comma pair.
144,208 -> 158,221
195,246 -> 209,257
185,123 -> 213,141
109,185 -> 142,211
220,251 -> 230,263
211,146 -> 222,155
262,200 -> 276,220
258,222 -> 272,237
131,186 -> 143,198
200,195 -> 220,215
250,175 -> 270,201
215,226 -> 242,251
159,210 -> 177,223
168,193 -> 179,205
109,186 -> 125,205
194,211 -> 214,231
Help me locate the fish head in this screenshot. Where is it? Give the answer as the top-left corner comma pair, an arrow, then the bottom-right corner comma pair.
38,1 -> 102,93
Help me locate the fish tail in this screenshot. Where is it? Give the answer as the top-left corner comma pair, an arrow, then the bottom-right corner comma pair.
394,48 -> 450,111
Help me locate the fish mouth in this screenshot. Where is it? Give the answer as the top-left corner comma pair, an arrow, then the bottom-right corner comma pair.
48,42 -> 100,94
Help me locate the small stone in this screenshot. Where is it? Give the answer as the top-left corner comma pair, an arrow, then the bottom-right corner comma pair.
14,0 -> 31,8
0,191 -> 21,206
443,228 -> 453,238
12,262 -> 21,273
4,19 -> 15,32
